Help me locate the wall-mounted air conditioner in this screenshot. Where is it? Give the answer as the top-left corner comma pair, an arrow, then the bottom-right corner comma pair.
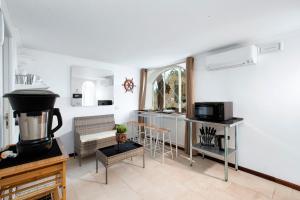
206,45 -> 258,70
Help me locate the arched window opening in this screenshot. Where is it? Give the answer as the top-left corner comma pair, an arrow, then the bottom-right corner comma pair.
152,64 -> 186,113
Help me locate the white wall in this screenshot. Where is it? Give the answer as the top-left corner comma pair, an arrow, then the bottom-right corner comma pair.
194,31 -> 300,185
19,48 -> 140,154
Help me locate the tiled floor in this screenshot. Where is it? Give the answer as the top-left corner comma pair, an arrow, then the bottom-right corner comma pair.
67,152 -> 300,200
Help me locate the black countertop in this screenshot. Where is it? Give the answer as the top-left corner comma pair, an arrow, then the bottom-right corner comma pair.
190,117 -> 243,124
0,139 -> 62,169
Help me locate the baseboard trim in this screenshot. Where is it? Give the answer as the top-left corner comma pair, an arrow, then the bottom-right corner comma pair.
68,144 -> 300,191
163,143 -> 300,191
198,154 -> 300,191
239,165 -> 300,191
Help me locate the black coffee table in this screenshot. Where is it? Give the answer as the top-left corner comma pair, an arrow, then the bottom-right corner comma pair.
96,141 -> 145,184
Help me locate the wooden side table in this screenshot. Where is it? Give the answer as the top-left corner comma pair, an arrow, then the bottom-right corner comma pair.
0,138 -> 69,200
96,141 -> 144,184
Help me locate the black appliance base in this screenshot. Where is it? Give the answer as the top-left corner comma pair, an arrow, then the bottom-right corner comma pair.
17,138 -> 53,156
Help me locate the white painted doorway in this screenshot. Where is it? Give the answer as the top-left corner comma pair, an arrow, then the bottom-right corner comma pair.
0,6 -> 5,148
0,28 -> 11,148
2,35 -> 11,147
0,8 -> 17,148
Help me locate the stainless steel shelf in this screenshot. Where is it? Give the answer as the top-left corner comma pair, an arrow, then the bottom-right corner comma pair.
192,143 -> 235,159
186,117 -> 243,181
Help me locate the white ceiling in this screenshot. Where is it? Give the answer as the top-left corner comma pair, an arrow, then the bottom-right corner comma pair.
4,0 -> 300,67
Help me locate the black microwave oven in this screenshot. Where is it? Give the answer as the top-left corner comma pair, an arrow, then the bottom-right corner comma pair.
195,102 -> 233,122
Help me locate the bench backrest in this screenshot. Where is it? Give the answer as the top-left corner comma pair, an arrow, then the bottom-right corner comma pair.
74,114 -> 115,136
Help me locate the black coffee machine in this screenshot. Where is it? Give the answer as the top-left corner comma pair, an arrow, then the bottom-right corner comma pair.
4,89 -> 63,156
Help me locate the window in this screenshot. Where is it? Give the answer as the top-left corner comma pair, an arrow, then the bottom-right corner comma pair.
152,64 -> 186,113
82,81 -> 96,106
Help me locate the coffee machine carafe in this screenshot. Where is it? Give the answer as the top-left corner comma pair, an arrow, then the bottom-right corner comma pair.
4,90 -> 63,156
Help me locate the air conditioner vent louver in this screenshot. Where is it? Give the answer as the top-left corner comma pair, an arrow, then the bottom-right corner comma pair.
206,45 -> 258,70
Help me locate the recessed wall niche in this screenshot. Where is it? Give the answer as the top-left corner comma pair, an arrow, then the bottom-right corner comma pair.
71,66 -> 114,107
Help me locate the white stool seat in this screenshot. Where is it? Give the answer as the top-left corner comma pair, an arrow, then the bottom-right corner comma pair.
143,124 -> 157,155
153,127 -> 173,163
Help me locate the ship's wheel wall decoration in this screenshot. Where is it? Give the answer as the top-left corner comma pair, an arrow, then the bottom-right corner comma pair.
122,78 -> 136,93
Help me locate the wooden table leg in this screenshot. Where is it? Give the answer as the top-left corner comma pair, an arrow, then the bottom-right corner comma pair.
53,187 -> 60,200
62,161 -> 67,200
96,158 -> 98,173
143,152 -> 145,168
9,188 -> 13,200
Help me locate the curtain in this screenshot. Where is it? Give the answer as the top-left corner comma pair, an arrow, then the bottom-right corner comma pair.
138,68 -> 148,125
156,74 -> 164,110
184,57 -> 197,155
138,68 -> 148,110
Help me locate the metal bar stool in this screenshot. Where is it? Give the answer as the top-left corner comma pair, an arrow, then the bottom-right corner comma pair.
153,127 -> 174,163
127,121 -> 145,144
143,124 -> 156,156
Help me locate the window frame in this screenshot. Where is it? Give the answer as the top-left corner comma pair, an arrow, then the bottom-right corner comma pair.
151,64 -> 186,113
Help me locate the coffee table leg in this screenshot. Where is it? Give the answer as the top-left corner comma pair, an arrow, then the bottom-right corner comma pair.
105,167 -> 108,184
96,159 -> 98,173
143,152 -> 145,168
